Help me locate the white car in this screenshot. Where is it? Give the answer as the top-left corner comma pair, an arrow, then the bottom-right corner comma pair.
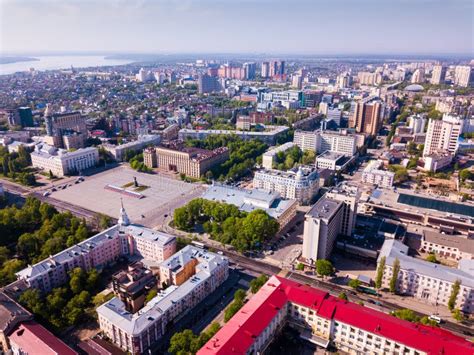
428,315 -> 442,324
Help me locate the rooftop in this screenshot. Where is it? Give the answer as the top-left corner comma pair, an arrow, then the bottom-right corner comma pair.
306,196 -> 343,220
198,276 -> 473,355
422,230 -> 474,254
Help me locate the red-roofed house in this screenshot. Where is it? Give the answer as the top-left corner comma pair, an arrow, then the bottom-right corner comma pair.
8,321 -> 78,355
198,276 -> 474,355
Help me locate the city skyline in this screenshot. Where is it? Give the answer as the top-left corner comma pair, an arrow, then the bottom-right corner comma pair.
1,0 -> 473,55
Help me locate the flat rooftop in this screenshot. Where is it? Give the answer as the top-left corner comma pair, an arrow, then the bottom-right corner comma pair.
306,196 -> 343,220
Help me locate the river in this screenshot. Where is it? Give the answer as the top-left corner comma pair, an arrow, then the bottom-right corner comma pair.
0,55 -> 134,75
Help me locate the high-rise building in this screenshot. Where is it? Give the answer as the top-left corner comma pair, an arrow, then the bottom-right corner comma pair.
357,71 -> 382,86
243,62 -> 256,80
261,61 -> 270,78
350,98 -> 385,135
326,107 -> 342,126
292,74 -> 303,89
269,60 -> 285,78
431,65 -> 447,85
411,68 -> 425,83
198,74 -> 221,94
302,196 -> 344,261
423,114 -> 464,157
43,108 -> 88,149
325,182 -> 359,237
454,65 -> 472,87
336,72 -> 351,88
408,115 -> 427,134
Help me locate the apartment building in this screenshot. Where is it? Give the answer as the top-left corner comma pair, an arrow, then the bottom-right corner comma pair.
293,130 -> 358,156
30,144 -> 99,177
431,65 -> 446,85
350,99 -> 385,135
198,276 -> 473,355
261,142 -> 295,169
253,166 -> 319,204
302,196 -> 344,261
103,134 -> 161,161
378,239 -> 474,314
151,143 -> 229,178
97,246 -> 228,354
423,114 -> 464,157
361,160 -> 395,188
454,65 -> 472,87
15,207 -> 176,294
43,108 -> 88,149
420,230 -> 474,261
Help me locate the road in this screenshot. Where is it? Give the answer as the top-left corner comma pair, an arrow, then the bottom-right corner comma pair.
209,243 -> 474,338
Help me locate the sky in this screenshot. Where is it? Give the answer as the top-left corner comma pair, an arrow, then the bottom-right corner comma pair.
0,0 -> 473,55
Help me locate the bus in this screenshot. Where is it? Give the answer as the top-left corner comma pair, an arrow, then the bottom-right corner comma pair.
191,241 -> 207,249
357,286 -> 379,296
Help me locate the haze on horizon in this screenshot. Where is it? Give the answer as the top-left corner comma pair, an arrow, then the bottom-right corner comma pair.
0,0 -> 473,56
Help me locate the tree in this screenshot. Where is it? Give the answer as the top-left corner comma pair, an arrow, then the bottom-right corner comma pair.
296,263 -> 304,271
145,289 -> 158,304
86,269 -> 100,291
348,279 -> 361,289
1,259 -> 25,285
391,309 -> 418,322
224,299 -> 244,322
168,329 -> 196,354
250,275 -> 269,293
448,280 -> 461,311
338,292 -> 348,301
69,267 -> 86,294
389,258 -> 400,293
425,253 -> 439,264
419,316 -> 439,326
375,256 -> 386,289
19,288 -> 45,317
0,246 -> 9,265
316,259 -> 334,278
234,289 -> 246,302
452,309 -> 465,322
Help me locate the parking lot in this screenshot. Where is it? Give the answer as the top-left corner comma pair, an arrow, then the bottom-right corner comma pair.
51,165 -> 206,228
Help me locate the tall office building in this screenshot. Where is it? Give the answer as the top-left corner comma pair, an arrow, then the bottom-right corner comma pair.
261,61 -> 270,78
269,60 -> 285,78
454,65 -> 472,87
302,196 -> 344,261
44,107 -> 88,149
325,182 -> 359,237
292,74 -> 303,89
198,74 -> 221,94
350,99 -> 385,135
336,72 -> 351,88
423,114 -> 464,157
431,65 -> 446,85
243,62 -> 256,80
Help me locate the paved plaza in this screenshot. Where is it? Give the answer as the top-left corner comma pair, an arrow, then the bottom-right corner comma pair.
51,165 -> 206,228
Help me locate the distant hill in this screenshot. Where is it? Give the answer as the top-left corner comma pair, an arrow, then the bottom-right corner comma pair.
0,56 -> 39,64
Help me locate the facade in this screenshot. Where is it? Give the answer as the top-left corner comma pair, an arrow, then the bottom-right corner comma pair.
15,207 -> 176,294
199,276 -> 473,355
31,144 -> 99,177
44,109 -> 88,149
408,115 -> 427,134
112,262 -> 156,313
361,160 -> 395,188
326,107 -> 342,126
198,74 -> 222,94
431,65 -> 447,85
357,71 -> 382,86
378,239 -> 474,314
253,166 -> 319,204
423,153 -> 453,172
325,182 -> 359,237
103,134 -> 161,161
178,126 -> 289,145
454,65 -> 472,87
420,230 -> 474,261
0,292 -> 32,353
293,130 -> 357,156
350,99 -> 385,135
151,143 -> 229,179
143,146 -> 158,168
316,151 -> 350,171
423,114 -> 464,157
302,196 -> 344,261
202,184 -> 297,230
97,246 -> 228,355
261,142 -> 295,169
411,68 -> 425,83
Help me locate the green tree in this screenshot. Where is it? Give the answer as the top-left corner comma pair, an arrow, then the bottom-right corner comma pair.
375,256 -> 386,289
234,289 -> 246,302
168,329 -> 196,355
391,308 -> 418,322
338,292 -> 348,301
452,309 -> 465,322
19,288 -> 45,317
389,258 -> 400,293
1,259 -> 25,285
425,253 -> 439,264
448,280 -> 461,311
296,263 -> 304,271
145,289 -> 158,304
316,259 -> 334,278
224,299 -> 244,322
348,279 -> 361,289
250,275 -> 269,293
69,267 -> 86,294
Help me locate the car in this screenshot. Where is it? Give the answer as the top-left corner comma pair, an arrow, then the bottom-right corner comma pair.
428,315 -> 442,324
367,299 -> 376,304
42,191 -> 50,197
51,188 -> 57,192
164,214 -> 168,218
217,251 -> 224,255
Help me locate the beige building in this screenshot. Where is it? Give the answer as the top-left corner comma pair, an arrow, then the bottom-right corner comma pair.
150,143 -> 229,178
350,99 -> 385,136
423,114 -> 464,157
421,230 -> 474,261
454,65 -> 472,87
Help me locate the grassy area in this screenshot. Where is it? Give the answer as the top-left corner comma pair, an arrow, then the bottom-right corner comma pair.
122,182 -> 134,188
134,185 -> 149,192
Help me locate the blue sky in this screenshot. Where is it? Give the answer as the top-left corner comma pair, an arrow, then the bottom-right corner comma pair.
1,0 -> 472,55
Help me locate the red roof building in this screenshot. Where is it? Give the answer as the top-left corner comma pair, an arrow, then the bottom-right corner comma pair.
198,276 -> 474,355
8,321 -> 78,355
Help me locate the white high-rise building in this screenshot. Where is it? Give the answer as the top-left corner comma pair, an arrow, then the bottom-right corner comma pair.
411,68 -> 425,83
408,115 -> 427,134
431,65 -> 446,85
423,114 -> 464,157
325,182 -> 359,237
302,196 -> 344,262
326,107 -> 342,126
454,65 -> 472,87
